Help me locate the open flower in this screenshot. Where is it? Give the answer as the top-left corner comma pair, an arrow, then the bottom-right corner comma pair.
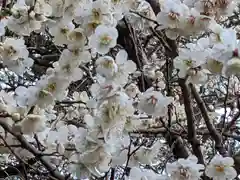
49,19 -> 75,45
96,56 -> 118,78
89,25 -> 118,54
19,114 -> 46,134
166,155 -> 204,180
138,88 -> 173,117
114,50 -> 137,85
0,37 -> 29,61
7,1 -> 45,36
174,48 -> 208,78
127,167 -> 169,180
0,37 -> 32,75
205,154 -> 237,180
156,0 -> 185,29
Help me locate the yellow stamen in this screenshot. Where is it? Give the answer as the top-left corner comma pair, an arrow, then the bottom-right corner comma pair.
215,165 -> 225,172
183,59 -> 193,67
100,35 -> 112,45
101,59 -> 113,68
46,82 -> 57,93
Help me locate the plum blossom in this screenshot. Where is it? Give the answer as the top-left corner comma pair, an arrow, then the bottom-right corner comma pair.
114,50 -> 137,85
7,0 -> 46,36
74,0 -> 115,34
205,154 -> 237,180
77,142 -> 112,177
1,0 -> 240,178
48,19 -> 75,45
135,141 -> 162,165
19,113 -> 46,135
156,0 -> 186,30
166,155 -> 204,180
138,88 -> 173,117
174,48 -> 208,79
0,37 -> 29,60
96,56 -> 118,78
127,167 -> 169,180
34,0 -> 52,17
125,83 -> 140,98
96,91 -> 134,139
0,37 -> 32,75
89,25 -> 118,54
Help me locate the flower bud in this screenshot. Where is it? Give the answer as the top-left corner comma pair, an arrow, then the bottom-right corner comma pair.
11,113 -> 21,121
0,104 -> 7,112
208,105 -> 214,111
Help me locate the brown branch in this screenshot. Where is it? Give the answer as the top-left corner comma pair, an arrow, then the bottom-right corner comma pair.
0,119 -> 70,180
190,83 -> 228,156
221,78 -> 230,132
179,79 -> 204,164
169,135 -> 189,159
0,158 -> 37,178
110,168 -> 115,180
225,98 -> 240,131
56,100 -> 86,105
129,10 -> 160,26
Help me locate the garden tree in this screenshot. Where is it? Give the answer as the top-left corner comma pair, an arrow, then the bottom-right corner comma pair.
1,0 -> 240,179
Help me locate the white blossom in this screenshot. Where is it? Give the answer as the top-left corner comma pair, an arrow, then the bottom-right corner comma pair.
49,19 -> 75,45
0,37 -> 31,74
138,88 -> 173,117
166,155 -> 204,180
127,167 -> 169,180
205,154 -> 237,180
89,25 -> 118,54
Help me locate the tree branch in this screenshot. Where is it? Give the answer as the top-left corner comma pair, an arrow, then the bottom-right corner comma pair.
0,119 -> 70,180
179,79 -> 204,164
190,83 -> 228,156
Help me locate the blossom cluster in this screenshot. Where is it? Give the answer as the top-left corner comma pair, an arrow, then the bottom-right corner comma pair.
0,0 -> 238,179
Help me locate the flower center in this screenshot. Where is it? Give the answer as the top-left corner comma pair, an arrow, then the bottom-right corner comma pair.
100,34 -> 112,45
183,59 -> 193,67
75,32 -> 83,40
188,15 -> 195,25
179,167 -> 190,179
6,46 -> 17,57
168,11 -> 179,20
215,165 -> 225,172
148,95 -> 158,105
61,27 -> 69,34
101,59 -> 114,69
112,0 -> 120,4
63,64 -> 71,73
88,21 -> 101,31
70,48 -> 80,56
69,31 -> 83,41
92,8 -> 101,19
38,90 -> 50,98
45,82 -> 57,93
